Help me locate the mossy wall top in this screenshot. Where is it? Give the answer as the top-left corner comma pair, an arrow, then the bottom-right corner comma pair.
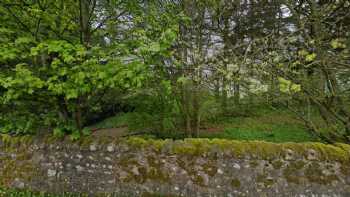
1,135 -> 350,197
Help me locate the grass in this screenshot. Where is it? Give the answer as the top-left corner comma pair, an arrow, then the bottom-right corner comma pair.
88,106 -> 319,143
202,124 -> 317,143
200,109 -> 319,143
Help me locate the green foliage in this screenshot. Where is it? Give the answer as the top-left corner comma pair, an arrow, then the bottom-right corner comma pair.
278,77 -> 301,94
0,112 -> 38,135
305,53 -> 317,62
126,80 -> 181,135
0,0 -> 349,144
0,64 -> 44,104
52,122 -> 91,141
331,39 -> 347,49
0,0 -> 178,135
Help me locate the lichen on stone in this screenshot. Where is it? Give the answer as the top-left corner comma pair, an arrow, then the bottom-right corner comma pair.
231,178 -> 241,188
256,173 -> 274,187
305,162 -> 339,185
271,160 -> 284,169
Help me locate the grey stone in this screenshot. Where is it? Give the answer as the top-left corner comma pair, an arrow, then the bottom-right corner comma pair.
105,156 -> 112,161
108,180 -> 115,184
233,163 -> 241,170
31,152 -> 44,165
285,149 -> 295,160
47,169 -> 57,177
12,178 -> 25,189
1,138 -> 349,196
217,168 -> 224,174
107,145 -> 115,152
131,166 -> 139,175
307,149 -> 318,160
76,165 -> 84,172
89,144 -> 97,151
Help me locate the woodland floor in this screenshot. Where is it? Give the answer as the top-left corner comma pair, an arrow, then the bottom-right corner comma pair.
88,108 -> 319,143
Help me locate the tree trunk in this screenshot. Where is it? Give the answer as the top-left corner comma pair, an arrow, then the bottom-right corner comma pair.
79,0 -> 91,47
221,10 -> 231,114
234,82 -> 240,105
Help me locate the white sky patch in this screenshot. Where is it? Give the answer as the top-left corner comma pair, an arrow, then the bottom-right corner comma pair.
280,4 -> 292,19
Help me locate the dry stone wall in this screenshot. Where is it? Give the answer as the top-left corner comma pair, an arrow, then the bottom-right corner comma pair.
1,135 -> 350,197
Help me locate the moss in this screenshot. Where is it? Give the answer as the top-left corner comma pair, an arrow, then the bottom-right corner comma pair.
321,143 -> 350,161
151,140 -> 168,152
202,162 -> 218,177
176,157 -> 196,176
176,158 -> 186,170
141,192 -> 178,197
256,173 -> 274,187
0,189 -> 89,197
305,162 -> 339,185
45,135 -> 62,144
126,137 -> 149,149
136,167 -> 148,184
145,156 -> 170,182
283,160 -> 306,184
231,178 -> 241,188
283,162 -> 304,184
335,143 -> 350,153
118,156 -> 139,168
122,137 -> 350,163
340,165 -> 350,175
127,172 -> 146,184
293,160 -> 306,170
119,154 -> 170,184
78,136 -> 94,148
172,139 -> 211,156
147,155 -> 161,168
0,134 -> 33,148
192,174 -> 205,187
96,136 -> 115,145
1,135 -> 350,163
249,160 -> 258,168
272,160 -> 284,169
147,167 -> 169,182
0,152 -> 39,187
175,157 -> 207,186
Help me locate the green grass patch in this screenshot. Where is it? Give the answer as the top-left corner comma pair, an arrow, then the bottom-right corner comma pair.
205,126 -> 317,143
201,109 -> 319,143
89,112 -> 131,129
90,108 -> 319,143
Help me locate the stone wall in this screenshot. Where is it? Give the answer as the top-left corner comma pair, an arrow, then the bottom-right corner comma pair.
1,135 -> 350,197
